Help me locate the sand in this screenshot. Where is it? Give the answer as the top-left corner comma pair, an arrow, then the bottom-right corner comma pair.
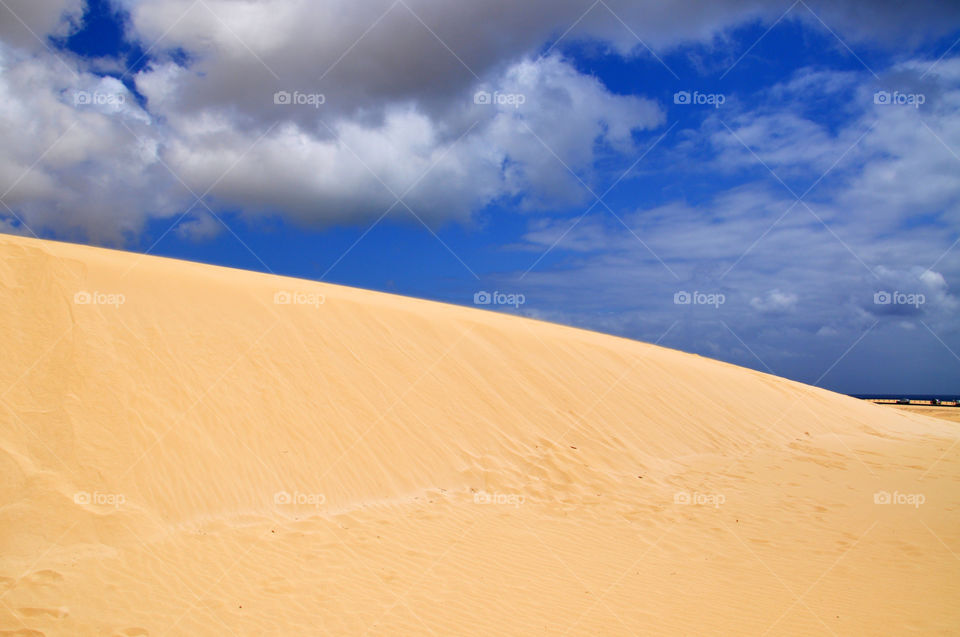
892,405 -> 960,424
1,233 -> 958,636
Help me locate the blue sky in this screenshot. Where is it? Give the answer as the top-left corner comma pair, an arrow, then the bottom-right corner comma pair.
1,0 -> 959,394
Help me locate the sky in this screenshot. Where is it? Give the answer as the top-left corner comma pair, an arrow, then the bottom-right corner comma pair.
1,0 -> 959,395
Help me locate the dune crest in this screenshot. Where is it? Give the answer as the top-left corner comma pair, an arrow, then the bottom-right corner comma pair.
1,233 -> 957,635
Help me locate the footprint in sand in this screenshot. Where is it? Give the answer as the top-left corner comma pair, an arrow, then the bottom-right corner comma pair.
16,608 -> 68,619
20,571 -> 62,587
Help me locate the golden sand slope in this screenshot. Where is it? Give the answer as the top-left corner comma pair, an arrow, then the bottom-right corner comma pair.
1,233 -> 958,636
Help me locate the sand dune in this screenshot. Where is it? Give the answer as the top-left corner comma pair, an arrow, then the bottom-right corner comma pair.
1,233 -> 958,635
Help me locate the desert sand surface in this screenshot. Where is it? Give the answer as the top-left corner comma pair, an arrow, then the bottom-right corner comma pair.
891,405 -> 960,424
1,232 -> 959,636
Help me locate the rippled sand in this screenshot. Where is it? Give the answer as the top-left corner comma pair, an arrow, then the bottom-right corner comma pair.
1,234 -> 958,635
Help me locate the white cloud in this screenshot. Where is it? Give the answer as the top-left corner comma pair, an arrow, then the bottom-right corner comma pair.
750,289 -> 799,313
1,45 -> 662,237
2,0 -> 959,241
0,45 -> 180,243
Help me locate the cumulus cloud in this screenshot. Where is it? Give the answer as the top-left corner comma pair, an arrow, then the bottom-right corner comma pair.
0,44 -> 179,243
3,0 -> 960,241
2,0 -> 668,240
137,53 -> 662,229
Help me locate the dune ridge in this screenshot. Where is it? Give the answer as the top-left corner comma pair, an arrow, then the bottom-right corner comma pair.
1,233 -> 958,636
